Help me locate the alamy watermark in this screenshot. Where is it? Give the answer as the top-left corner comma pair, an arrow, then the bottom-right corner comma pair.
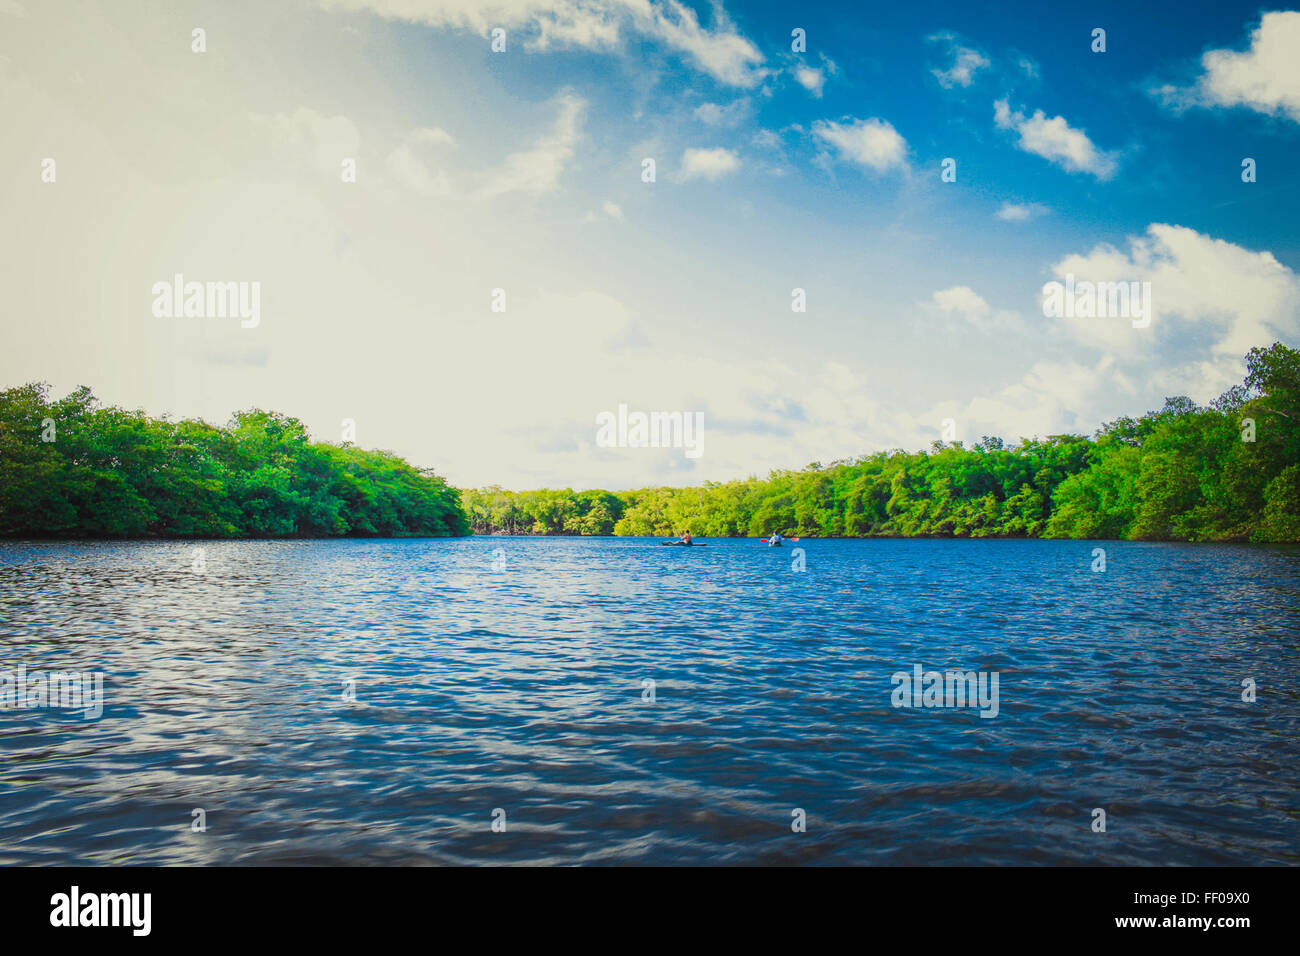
50,886 -> 150,936
596,404 -> 703,459
1,665 -> 103,719
152,274 -> 260,328
891,664 -> 1000,718
1042,274 -> 1151,328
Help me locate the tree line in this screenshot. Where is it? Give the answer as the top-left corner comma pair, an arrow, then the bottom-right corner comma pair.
0,385 -> 468,537
4,343 -> 1296,541
463,343 -> 1300,542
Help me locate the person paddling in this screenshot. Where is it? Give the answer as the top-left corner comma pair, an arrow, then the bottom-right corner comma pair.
678,531 -> 694,545
767,532 -> 783,546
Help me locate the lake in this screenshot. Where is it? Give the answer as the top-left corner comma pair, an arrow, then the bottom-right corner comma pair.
1,537 -> 1297,865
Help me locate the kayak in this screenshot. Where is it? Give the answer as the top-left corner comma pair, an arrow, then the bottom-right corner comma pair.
662,541 -> 707,546
758,536 -> 799,545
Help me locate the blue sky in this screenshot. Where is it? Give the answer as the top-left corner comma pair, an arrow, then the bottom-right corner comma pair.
2,1 -> 1299,488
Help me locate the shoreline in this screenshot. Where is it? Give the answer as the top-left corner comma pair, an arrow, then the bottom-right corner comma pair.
2,533 -> 1294,546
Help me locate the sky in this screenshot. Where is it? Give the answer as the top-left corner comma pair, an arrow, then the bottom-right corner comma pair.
2,0 -> 1299,490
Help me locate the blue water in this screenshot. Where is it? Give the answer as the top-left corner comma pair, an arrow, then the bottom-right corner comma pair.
0,537 -> 1297,865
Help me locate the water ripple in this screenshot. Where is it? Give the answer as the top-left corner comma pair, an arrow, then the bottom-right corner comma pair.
1,537 -> 1297,865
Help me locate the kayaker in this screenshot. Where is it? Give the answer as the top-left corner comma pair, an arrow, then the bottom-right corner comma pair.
768,532 -> 783,546
680,531 -> 693,545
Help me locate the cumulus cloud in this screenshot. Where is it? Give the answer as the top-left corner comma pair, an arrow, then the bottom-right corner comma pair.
939,356 -> 1133,443
679,146 -> 740,181
928,33 -> 989,88
319,0 -> 767,87
994,99 -> 1117,179
1153,11 -> 1300,122
1045,224 -> 1300,391
928,285 -> 1022,334
932,285 -> 990,317
811,117 -> 907,172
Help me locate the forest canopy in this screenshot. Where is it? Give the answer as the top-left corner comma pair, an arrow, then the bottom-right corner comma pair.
0,385 -> 469,538
463,343 -> 1300,543
4,343 -> 1297,541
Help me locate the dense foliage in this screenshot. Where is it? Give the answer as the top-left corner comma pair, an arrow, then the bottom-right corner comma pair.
464,343 -> 1300,542
5,343 -> 1296,542
0,385 -> 469,538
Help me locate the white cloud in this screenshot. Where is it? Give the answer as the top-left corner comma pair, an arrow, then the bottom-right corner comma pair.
994,99 -> 1117,179
794,66 -> 825,96
320,0 -> 620,47
319,0 -> 766,87
1046,224 -> 1300,382
646,0 -> 765,88
477,93 -> 584,198
928,285 -> 1022,334
928,33 -> 989,89
528,1 -> 623,49
932,285 -> 990,317
679,146 -> 739,181
1174,11 -> 1300,122
940,356 -> 1132,443
994,201 -> 1049,222
602,199 -> 623,220
811,117 -> 907,173
0,1 -> 27,18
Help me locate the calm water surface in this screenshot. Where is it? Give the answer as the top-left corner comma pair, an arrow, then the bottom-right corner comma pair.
1,537 -> 1297,865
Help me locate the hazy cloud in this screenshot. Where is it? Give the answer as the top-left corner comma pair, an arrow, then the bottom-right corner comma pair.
928,32 -> 989,88
477,94 -> 584,198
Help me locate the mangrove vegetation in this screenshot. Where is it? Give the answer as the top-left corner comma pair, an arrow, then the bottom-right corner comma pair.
463,343 -> 1300,542
3,343 -> 1297,541
0,384 -> 468,537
